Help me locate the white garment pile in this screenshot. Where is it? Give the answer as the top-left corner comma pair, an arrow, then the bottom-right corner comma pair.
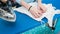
14,2 -> 60,27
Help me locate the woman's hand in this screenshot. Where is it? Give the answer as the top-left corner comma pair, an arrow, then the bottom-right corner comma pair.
29,6 -> 42,18
20,0 -> 43,18
38,3 -> 47,13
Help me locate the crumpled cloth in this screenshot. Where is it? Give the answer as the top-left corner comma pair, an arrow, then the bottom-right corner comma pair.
14,2 -> 60,27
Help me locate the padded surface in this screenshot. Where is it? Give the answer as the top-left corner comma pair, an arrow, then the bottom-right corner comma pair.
54,16 -> 60,34
0,11 -> 47,34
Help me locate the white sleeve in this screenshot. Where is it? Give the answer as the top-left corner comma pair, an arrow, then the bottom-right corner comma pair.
15,0 -> 21,4
15,0 -> 35,4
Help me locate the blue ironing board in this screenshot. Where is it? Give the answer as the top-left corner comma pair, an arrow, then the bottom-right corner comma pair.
54,15 -> 60,34
0,11 -> 48,34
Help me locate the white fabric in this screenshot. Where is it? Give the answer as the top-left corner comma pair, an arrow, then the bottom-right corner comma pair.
15,0 -> 34,4
15,0 -> 21,4
14,2 -> 60,27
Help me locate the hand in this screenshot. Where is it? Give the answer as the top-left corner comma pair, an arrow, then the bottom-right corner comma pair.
38,3 -> 47,13
29,6 -> 42,18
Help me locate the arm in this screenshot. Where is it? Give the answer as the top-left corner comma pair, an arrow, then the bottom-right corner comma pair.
38,0 -> 41,4
37,0 -> 46,13
20,0 -> 31,10
15,0 -> 31,9
16,0 -> 42,18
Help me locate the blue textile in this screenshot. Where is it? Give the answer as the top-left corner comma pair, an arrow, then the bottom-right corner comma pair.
0,11 -> 47,34
54,14 -> 60,34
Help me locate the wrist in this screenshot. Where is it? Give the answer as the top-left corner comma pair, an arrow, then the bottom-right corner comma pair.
38,0 -> 42,4
38,3 -> 42,7
28,6 -> 32,11
20,0 -> 31,9
38,2 -> 42,5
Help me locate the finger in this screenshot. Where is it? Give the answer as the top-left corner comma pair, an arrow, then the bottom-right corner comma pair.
40,8 -> 46,13
38,10 -> 42,14
38,6 -> 45,13
39,5 -> 47,13
33,11 -> 40,18
30,11 -> 39,18
35,9 -> 42,18
37,10 -> 42,17
35,12 -> 41,18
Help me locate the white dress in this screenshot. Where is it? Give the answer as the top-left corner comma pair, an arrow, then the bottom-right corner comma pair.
16,0 -> 35,4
